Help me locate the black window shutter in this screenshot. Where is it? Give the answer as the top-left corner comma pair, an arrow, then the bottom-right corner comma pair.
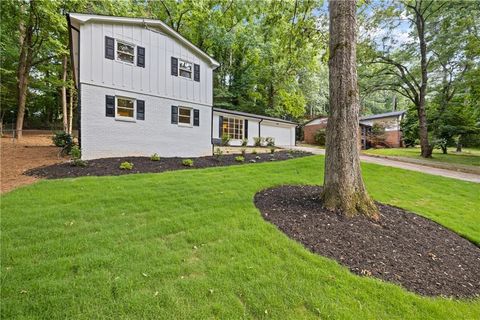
171,57 -> 178,76
137,100 -> 145,120
244,119 -> 248,139
106,95 -> 115,117
194,64 -> 200,82
171,106 -> 178,124
105,36 -> 115,60
219,116 -> 223,137
137,46 -> 145,68
193,109 -> 200,126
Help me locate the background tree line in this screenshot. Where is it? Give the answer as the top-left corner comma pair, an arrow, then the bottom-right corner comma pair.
1,0 -> 479,153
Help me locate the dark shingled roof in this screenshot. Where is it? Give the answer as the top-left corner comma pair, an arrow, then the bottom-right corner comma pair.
360,110 -> 406,121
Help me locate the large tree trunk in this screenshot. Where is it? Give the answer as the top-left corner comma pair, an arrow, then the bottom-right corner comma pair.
321,0 -> 378,219
61,55 -> 68,132
416,10 -> 433,158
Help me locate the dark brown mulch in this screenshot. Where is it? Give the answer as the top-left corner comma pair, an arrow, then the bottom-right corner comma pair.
254,185 -> 480,298
25,150 -> 311,179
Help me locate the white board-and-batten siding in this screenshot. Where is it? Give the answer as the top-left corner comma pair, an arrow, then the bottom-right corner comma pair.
78,20 -> 215,159
79,22 -> 213,106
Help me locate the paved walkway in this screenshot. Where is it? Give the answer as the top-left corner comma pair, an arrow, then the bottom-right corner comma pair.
290,146 -> 480,183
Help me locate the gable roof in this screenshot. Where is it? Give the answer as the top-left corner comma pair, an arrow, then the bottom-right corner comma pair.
67,13 -> 220,68
360,110 -> 406,121
213,108 -> 297,125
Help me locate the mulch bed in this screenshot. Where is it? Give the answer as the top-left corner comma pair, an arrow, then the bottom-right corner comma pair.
25,150 -> 311,179
254,185 -> 480,298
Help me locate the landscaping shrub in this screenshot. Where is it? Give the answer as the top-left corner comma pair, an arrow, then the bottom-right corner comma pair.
221,134 -> 231,146
235,156 -> 245,163
367,123 -> 387,147
150,153 -> 160,161
52,131 -> 74,154
182,159 -> 194,167
270,147 -> 275,154
241,148 -> 247,156
251,149 -> 258,155
70,146 -> 86,167
214,148 -> 223,161
314,129 -> 326,146
241,138 -> 248,147
253,137 -> 263,147
119,161 -> 134,170
265,137 -> 275,147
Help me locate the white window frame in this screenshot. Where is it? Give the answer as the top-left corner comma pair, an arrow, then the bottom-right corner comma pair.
222,117 -> 244,140
115,40 -> 136,65
115,96 -> 136,122
177,107 -> 193,126
178,58 -> 193,80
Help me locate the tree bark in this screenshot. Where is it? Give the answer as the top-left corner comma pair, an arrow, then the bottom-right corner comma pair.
61,55 -> 68,132
322,0 -> 378,219
68,87 -> 74,135
15,1 -> 35,140
415,4 -> 433,158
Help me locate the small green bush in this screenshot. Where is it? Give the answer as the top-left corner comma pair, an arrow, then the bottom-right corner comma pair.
70,145 -> 87,167
182,159 -> 194,167
240,148 -> 247,156
119,161 -> 134,170
251,149 -> 258,155
150,153 -> 160,161
314,129 -> 326,146
221,134 -> 231,146
241,138 -> 248,147
270,147 -> 275,154
253,137 -> 263,147
52,131 -> 72,147
52,131 -> 74,154
265,137 -> 275,147
214,148 -> 223,161
235,156 -> 245,163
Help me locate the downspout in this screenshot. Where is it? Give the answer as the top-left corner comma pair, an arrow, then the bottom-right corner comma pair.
258,119 -> 263,139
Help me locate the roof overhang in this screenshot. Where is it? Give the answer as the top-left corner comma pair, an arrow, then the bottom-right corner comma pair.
213,108 -> 297,126
68,13 -> 220,69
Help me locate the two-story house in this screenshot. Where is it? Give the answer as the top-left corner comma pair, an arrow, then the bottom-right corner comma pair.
68,13 -> 296,160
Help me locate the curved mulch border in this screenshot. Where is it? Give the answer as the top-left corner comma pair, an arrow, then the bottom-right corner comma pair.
254,185 -> 480,298
25,151 -> 311,179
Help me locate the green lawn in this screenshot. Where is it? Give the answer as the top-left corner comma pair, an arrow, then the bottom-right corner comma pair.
2,156 -> 479,319
363,147 -> 480,167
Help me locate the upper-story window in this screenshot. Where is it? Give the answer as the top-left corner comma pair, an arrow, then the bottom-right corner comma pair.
116,41 -> 135,64
178,59 -> 192,79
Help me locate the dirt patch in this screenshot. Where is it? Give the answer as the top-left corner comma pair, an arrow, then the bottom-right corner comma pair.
1,132 -> 66,193
26,151 -> 310,179
254,185 -> 480,298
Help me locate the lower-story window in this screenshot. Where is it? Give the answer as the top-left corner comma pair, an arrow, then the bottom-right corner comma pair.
222,117 -> 243,139
178,107 -> 192,125
116,97 -> 135,119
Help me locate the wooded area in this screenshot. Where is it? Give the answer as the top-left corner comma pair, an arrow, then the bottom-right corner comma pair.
1,0 -> 479,155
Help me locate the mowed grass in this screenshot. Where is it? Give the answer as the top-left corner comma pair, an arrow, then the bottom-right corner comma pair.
363,147 -> 480,167
1,155 -> 479,319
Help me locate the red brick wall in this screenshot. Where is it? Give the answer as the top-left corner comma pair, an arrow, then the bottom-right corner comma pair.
384,130 -> 402,147
304,123 -> 327,144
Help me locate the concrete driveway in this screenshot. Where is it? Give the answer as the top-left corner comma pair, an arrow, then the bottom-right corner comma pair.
290,146 -> 480,184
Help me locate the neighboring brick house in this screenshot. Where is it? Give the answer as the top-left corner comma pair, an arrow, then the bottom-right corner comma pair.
303,117 -> 328,144
303,111 -> 406,149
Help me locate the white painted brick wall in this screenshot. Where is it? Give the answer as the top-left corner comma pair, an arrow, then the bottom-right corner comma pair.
80,83 -> 212,160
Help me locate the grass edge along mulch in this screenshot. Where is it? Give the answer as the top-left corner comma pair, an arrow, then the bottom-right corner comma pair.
254,185 -> 480,299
